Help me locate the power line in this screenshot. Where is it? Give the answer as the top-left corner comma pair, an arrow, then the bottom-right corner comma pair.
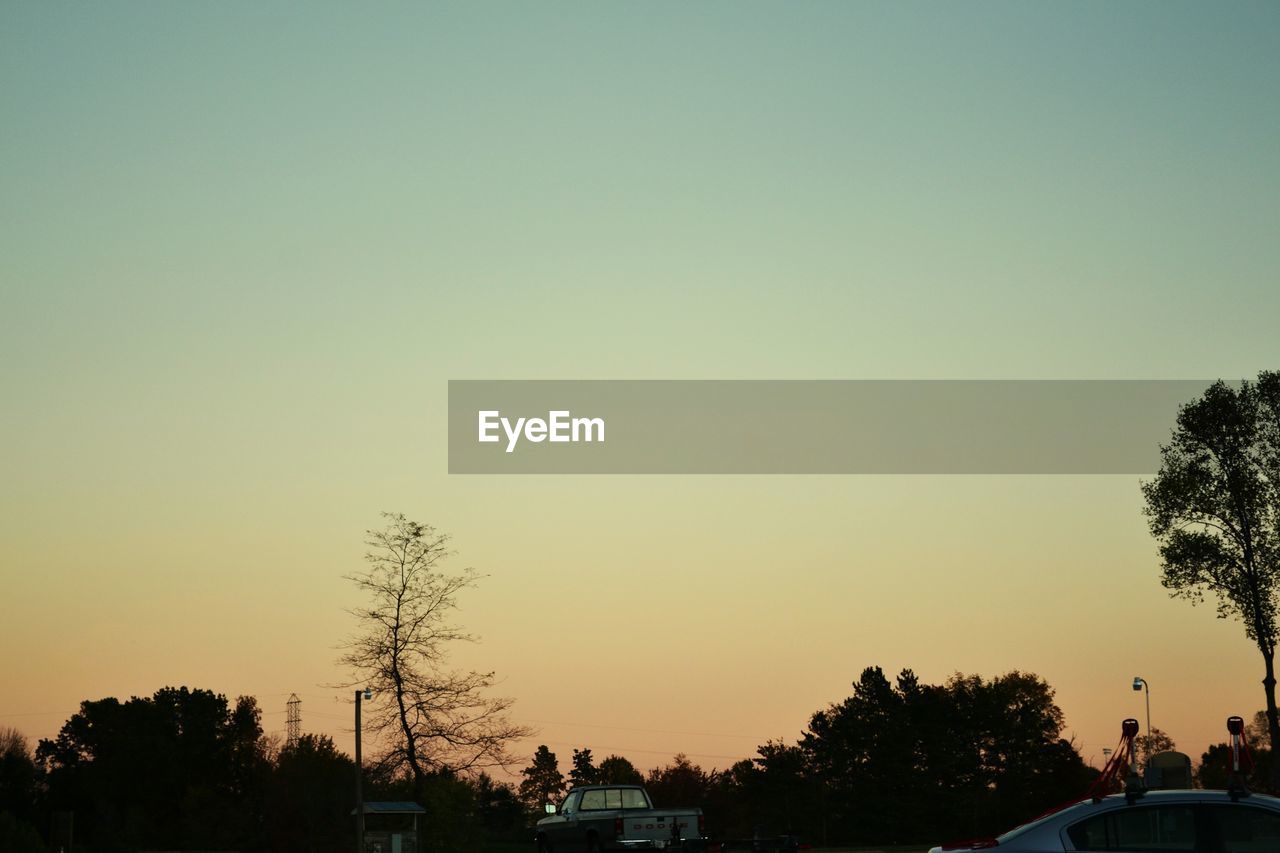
528,738 -> 749,763
521,718 -> 776,741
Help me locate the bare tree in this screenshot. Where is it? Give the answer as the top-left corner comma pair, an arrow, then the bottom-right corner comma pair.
339,513 -> 530,785
0,726 -> 30,758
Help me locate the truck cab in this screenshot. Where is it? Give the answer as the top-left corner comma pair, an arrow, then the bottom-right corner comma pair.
536,784 -> 706,851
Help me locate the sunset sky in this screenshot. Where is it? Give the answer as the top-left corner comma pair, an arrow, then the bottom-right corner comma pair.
3,2 -> 1279,783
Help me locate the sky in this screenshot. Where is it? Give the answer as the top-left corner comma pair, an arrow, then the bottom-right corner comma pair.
2,2 -> 1279,782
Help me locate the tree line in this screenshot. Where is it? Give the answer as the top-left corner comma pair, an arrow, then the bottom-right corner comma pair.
521,666 -> 1096,845
0,686 -> 530,853
2,674 -> 1276,851
516,671 -> 1280,847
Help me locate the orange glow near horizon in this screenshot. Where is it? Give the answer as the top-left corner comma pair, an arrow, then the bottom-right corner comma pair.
3,1 -> 1279,795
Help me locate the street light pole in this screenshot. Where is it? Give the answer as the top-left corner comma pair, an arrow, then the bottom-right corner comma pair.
1132,677 -> 1151,766
355,688 -> 371,853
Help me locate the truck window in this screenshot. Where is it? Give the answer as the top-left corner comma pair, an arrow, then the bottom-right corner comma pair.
621,789 -> 649,810
605,788 -> 623,809
580,790 -> 607,810
561,792 -> 582,814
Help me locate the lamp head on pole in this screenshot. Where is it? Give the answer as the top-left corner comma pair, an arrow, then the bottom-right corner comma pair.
362,688 -> 373,700
1133,677 -> 1144,691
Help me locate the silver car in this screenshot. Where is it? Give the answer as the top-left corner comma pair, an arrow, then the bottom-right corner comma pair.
928,789 -> 1280,853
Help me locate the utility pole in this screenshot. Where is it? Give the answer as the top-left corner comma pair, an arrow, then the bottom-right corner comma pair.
1132,677 -> 1152,767
355,688 -> 371,853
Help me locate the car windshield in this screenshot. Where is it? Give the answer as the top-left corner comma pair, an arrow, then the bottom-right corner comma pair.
995,800 -> 1092,843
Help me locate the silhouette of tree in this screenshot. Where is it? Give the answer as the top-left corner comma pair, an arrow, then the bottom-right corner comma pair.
569,748 -> 599,787
597,754 -> 644,785
973,671 -> 1089,828
1197,741 -> 1274,791
472,772 -> 525,842
36,687 -> 268,852
801,666 -> 1091,844
264,734 -> 354,853
339,513 -> 530,786
1136,727 -> 1177,764
518,745 -> 565,816
1142,372 -> 1280,788
802,666 -> 912,842
0,811 -> 47,853
645,754 -> 715,810
1246,709 -> 1272,745
416,771 -> 483,853
721,741 -> 817,841
0,727 -> 44,852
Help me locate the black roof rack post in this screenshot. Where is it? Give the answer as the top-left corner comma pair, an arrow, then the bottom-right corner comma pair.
1226,715 -> 1252,801
1088,719 -> 1146,804
1123,771 -> 1147,804
1122,719 -> 1147,804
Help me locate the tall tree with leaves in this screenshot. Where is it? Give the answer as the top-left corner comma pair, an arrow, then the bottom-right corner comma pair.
597,755 -> 644,785
1135,728 -> 1177,765
36,687 -> 268,852
518,746 -> 565,815
0,727 -> 43,851
801,666 -> 1090,842
1142,372 -> 1280,787
340,513 -> 530,787
646,755 -> 716,810
265,734 -> 354,853
569,748 -> 599,787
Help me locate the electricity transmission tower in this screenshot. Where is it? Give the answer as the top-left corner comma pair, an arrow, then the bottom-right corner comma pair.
286,693 -> 301,748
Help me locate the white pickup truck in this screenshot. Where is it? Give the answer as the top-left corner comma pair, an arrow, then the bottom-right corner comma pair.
535,784 -> 708,852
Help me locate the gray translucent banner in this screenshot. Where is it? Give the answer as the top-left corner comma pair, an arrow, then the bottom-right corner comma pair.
447,380 -> 1216,474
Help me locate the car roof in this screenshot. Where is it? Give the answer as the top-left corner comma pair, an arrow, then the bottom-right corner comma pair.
1090,789 -> 1280,807
567,785 -> 645,791
993,789 -> 1280,845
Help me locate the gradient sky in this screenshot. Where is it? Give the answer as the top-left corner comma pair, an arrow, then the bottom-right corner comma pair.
3,2 -> 1279,781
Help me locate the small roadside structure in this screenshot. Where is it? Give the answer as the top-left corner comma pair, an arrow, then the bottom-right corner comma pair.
352,801 -> 425,853
1145,750 -> 1194,789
